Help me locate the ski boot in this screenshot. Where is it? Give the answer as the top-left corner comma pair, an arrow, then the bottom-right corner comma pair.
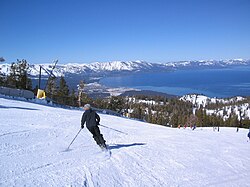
99,143 -> 108,151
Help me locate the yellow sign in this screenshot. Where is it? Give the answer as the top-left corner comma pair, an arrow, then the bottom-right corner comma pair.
37,89 -> 46,99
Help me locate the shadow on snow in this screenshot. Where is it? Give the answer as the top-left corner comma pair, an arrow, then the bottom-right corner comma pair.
0,105 -> 39,111
108,143 -> 146,150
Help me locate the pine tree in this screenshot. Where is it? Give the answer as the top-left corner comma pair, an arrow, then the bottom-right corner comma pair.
46,77 -> 57,100
58,76 -> 69,96
6,62 -> 18,88
0,68 -> 5,86
57,76 -> 69,105
80,93 -> 93,106
6,60 -> 32,90
170,113 -> 179,127
69,89 -> 77,106
0,57 -> 5,86
108,96 -> 124,112
17,60 -> 32,90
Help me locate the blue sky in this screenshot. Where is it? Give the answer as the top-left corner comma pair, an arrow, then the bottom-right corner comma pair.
1,0 -> 250,64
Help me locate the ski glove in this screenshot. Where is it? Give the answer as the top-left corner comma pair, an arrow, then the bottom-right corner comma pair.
81,125 -> 84,129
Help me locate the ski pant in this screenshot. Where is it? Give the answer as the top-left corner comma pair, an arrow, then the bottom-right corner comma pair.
87,126 -> 106,145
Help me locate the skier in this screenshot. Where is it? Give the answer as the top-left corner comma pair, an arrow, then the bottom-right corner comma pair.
192,124 -> 196,130
81,104 -> 107,149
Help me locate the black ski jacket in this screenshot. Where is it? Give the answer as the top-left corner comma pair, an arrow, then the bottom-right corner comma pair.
81,109 -> 100,128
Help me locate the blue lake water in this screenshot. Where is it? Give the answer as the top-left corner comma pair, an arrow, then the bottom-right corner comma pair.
100,66 -> 250,98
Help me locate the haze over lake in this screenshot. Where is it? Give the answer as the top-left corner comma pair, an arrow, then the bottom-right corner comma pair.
100,66 -> 250,98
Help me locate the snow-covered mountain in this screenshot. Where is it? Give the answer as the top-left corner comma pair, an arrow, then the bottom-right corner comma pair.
0,60 -> 164,77
1,97 -> 250,186
165,58 -> 250,68
1,59 -> 249,77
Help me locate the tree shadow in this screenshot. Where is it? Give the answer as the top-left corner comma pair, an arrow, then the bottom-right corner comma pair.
0,105 -> 39,111
108,143 -> 146,150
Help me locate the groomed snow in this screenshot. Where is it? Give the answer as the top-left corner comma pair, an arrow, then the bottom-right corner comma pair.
0,97 -> 250,187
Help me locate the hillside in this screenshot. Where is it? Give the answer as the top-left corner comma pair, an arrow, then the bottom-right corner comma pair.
180,94 -> 250,120
0,97 -> 250,186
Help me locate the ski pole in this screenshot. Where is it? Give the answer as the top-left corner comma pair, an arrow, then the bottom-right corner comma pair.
99,124 -> 128,135
67,128 -> 82,150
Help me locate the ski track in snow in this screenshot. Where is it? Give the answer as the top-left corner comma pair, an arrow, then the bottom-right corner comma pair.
0,97 -> 250,187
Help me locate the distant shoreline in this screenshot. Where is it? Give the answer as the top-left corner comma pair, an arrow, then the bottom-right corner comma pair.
99,66 -> 250,98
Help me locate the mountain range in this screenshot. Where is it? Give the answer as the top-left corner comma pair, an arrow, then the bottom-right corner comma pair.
1,59 -> 250,77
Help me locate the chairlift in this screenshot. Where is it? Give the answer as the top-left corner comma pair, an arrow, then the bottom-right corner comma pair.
36,60 -> 58,99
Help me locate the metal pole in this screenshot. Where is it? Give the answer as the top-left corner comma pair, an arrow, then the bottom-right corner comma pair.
66,128 -> 82,150
38,66 -> 42,89
43,60 -> 58,90
99,124 -> 128,135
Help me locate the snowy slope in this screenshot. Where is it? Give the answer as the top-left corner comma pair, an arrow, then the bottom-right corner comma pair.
0,97 -> 250,187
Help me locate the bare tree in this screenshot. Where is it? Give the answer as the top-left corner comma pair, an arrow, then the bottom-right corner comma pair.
77,80 -> 85,107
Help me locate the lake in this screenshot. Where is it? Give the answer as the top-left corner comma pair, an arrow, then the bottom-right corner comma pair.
100,66 -> 250,98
